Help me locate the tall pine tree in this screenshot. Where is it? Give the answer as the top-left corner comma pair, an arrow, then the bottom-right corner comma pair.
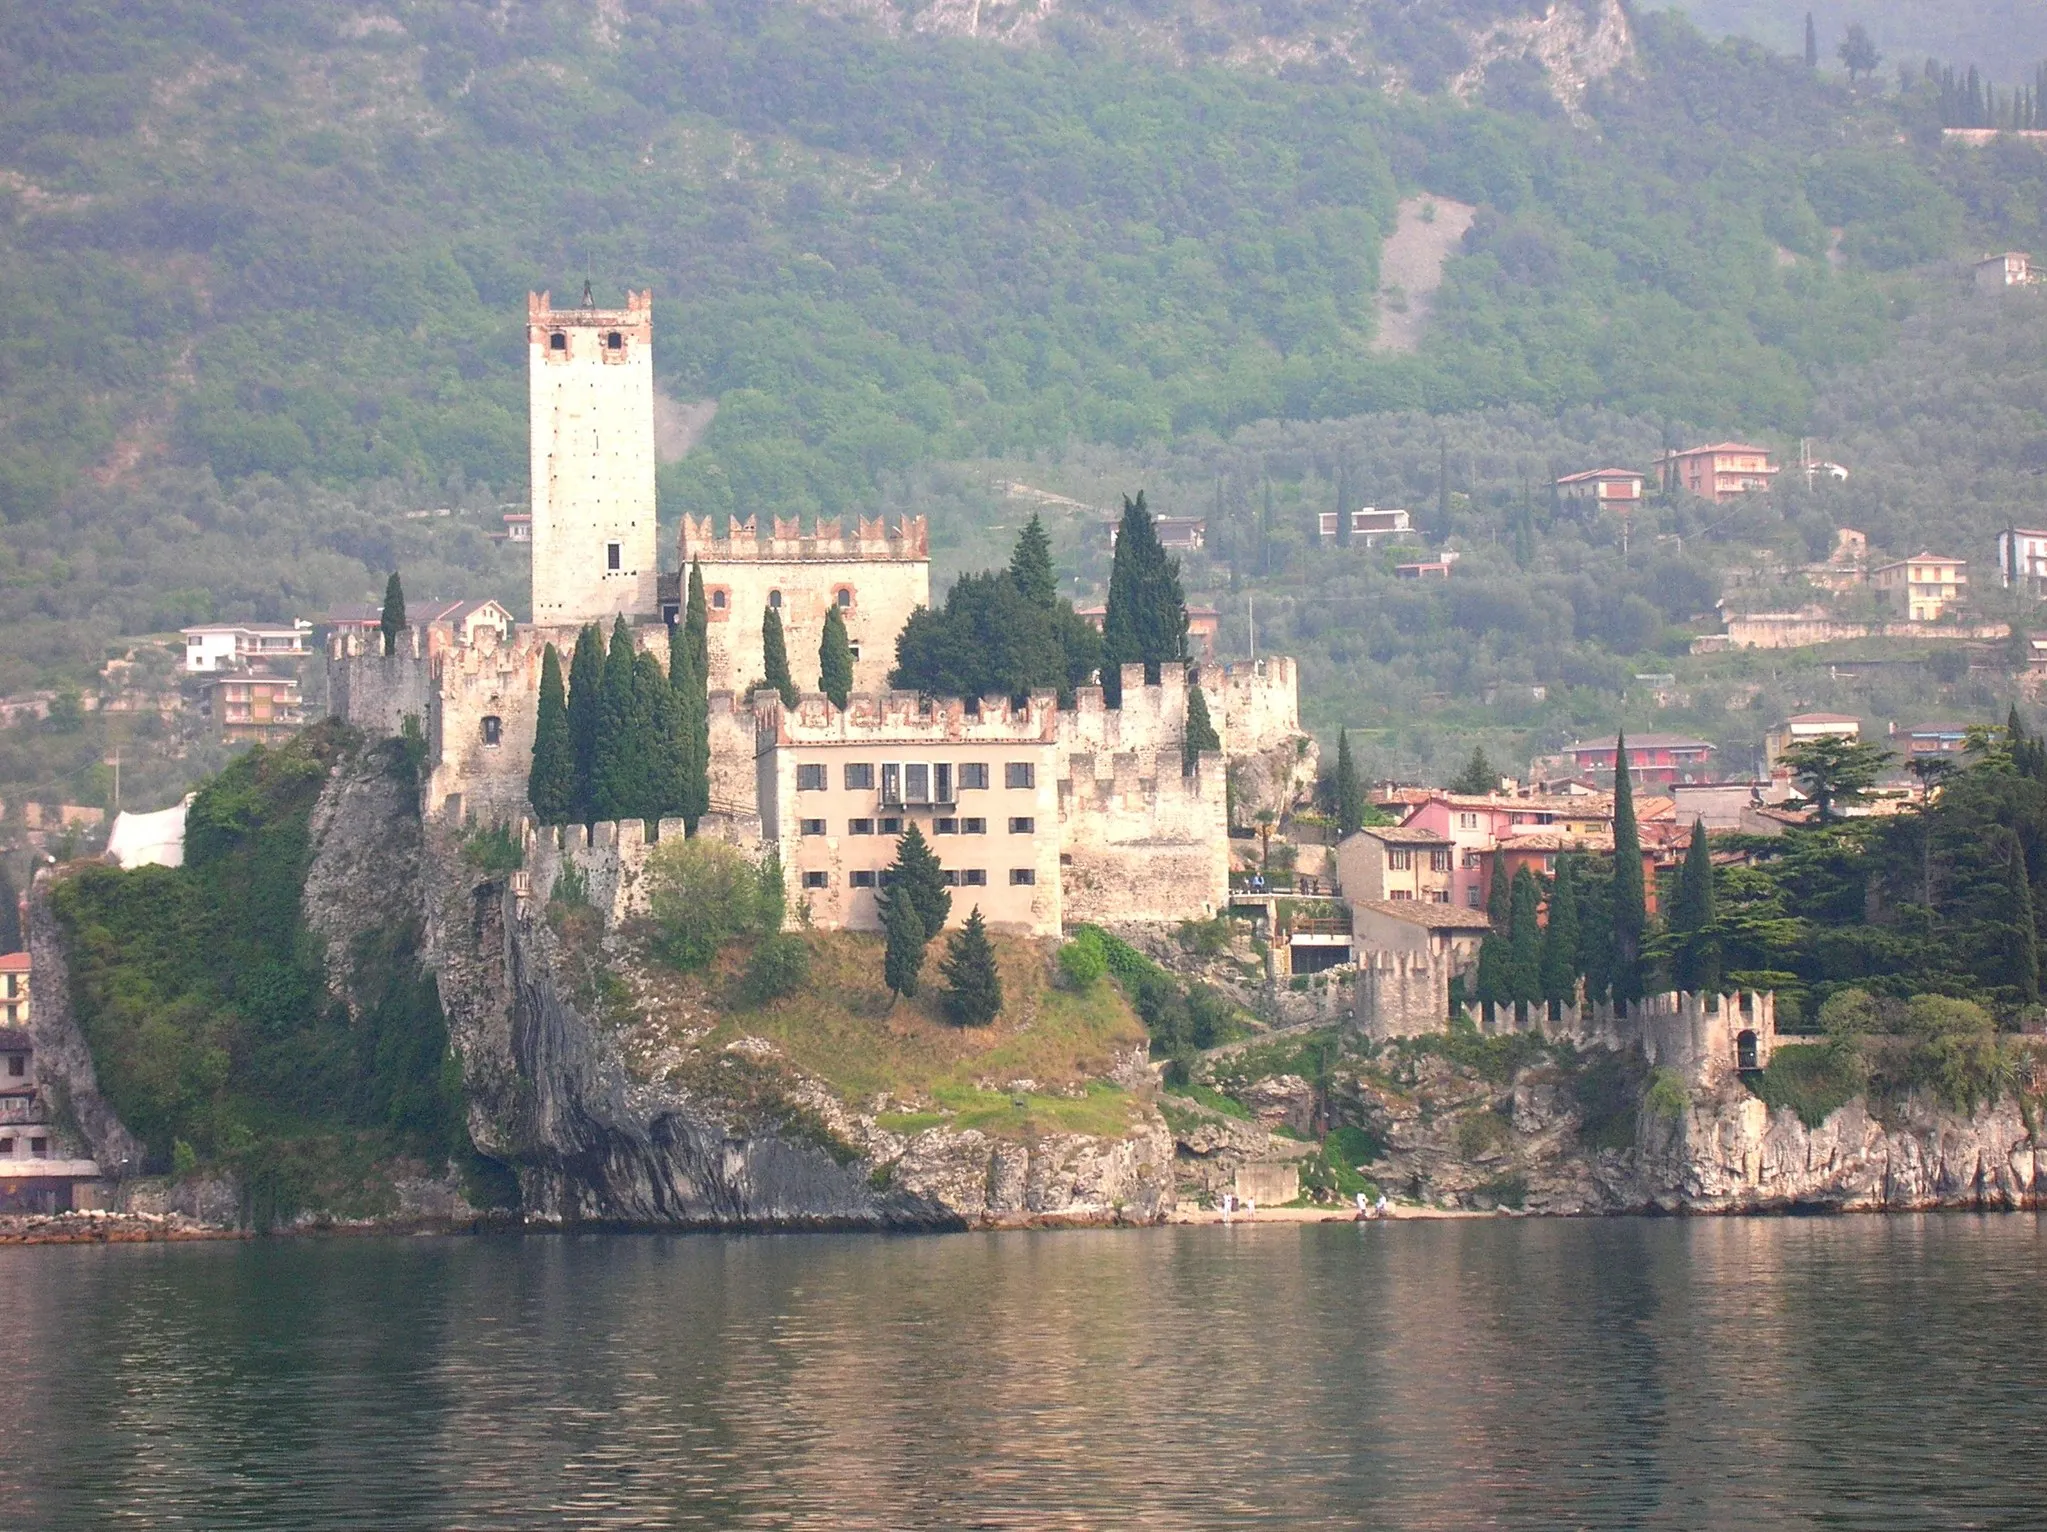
1803,10 -> 1818,67
1576,860 -> 1615,1009
883,882 -> 928,1006
1539,855 -> 1580,1015
1474,857 -> 1514,1024
379,572 -> 406,656
685,558 -> 710,684
1336,729 -> 1366,836
528,643 -> 576,824
1100,491 -> 1188,707
1009,512 -> 1057,607
565,623 -> 606,822
633,649 -> 687,826
762,605 -> 797,707
590,618 -> 640,821
1610,731 -> 1646,1006
884,823 -> 952,941
819,603 -> 854,709
940,906 -> 1004,1026
668,618 -> 709,827
1183,682 -> 1220,774
1670,818 -> 1720,995
1507,865 -> 1542,1024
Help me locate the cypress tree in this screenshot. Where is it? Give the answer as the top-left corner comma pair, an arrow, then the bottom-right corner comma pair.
2001,828 -> 2040,1004
819,603 -> 854,710
379,572 -> 406,656
1670,818 -> 1721,995
1009,513 -> 1057,607
883,881 -> 927,1006
685,558 -> 710,683
1539,855 -> 1580,1014
1610,731 -> 1646,1006
0,861 -> 19,954
1803,11 -> 1817,67
668,619 -> 709,827
939,906 -> 1004,1026
762,605 -> 797,707
1577,860 -> 1614,1009
1507,865 -> 1542,1024
885,823 -> 952,941
566,622 -> 606,821
590,618 -> 640,821
1474,857 -> 1513,1023
528,643 -> 576,824
1183,682 -> 1220,774
1336,729 -> 1366,836
634,649 -> 686,825
1101,491 -> 1188,706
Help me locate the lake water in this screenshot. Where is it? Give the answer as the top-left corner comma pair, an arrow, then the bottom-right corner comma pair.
4,1216 -> 2045,1529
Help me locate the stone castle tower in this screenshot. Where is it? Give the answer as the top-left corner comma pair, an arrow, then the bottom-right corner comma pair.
527,290 -> 658,627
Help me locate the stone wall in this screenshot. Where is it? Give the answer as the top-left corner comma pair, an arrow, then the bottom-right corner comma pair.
427,629 -> 548,826
706,692 -> 764,816
1057,749 -> 1229,925
326,628 -> 429,739
1705,612 -> 2008,651
1354,948 -> 1452,1039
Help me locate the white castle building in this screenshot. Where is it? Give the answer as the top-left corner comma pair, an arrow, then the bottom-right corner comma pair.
329,291 -> 1310,935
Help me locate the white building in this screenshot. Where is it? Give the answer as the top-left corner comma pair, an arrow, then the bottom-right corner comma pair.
527,290 -> 658,628
180,622 -> 312,673
1998,528 -> 2047,597
1317,507 -> 1413,545
1975,252 -> 2034,293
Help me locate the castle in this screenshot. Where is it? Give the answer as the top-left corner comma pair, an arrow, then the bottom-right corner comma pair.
329,292 -> 1309,936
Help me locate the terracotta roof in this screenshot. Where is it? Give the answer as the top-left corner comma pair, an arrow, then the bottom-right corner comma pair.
1555,467 -> 1644,484
1667,442 -> 1775,456
0,952 -> 28,973
1784,712 -> 1860,725
1563,734 -> 1716,753
1351,825 -> 1453,845
1351,900 -> 1493,931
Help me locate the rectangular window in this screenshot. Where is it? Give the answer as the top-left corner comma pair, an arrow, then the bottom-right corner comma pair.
1431,890 -> 1451,904
796,764 -> 827,791
801,870 -> 829,889
1388,849 -> 1412,871
30,1136 -> 47,1157
1009,868 -> 1035,886
881,763 -> 902,804
941,869 -> 961,887
879,817 -> 903,835
606,542 -> 622,572
848,819 -> 875,836
799,819 -> 826,837
844,763 -> 875,791
850,870 -> 877,888
934,818 -> 958,835
1008,816 -> 1034,834
958,762 -> 989,791
5,1056 -> 21,1078
1462,851 -> 1483,869
1430,849 -> 1452,872
1467,887 -> 1483,909
0,1138 -> 11,1155
1391,890 -> 1412,900
905,763 -> 930,803
960,818 -> 987,835
1459,812 -> 1478,829
963,869 -> 988,887
1005,762 -> 1035,790
482,715 -> 502,747
934,763 -> 953,803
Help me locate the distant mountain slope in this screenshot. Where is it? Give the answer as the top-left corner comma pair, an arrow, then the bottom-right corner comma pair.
1680,1 -> 2047,75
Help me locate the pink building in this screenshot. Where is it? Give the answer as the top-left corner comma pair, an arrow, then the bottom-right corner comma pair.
1562,734 -> 1716,788
1398,792 -> 1616,910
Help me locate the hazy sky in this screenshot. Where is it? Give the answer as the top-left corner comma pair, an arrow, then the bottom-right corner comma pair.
1678,2 -> 2047,77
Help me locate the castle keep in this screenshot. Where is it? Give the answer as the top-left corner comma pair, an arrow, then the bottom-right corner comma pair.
528,290 -> 658,627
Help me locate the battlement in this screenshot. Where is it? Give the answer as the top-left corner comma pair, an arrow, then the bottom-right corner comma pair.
679,513 -> 929,563
528,289 -> 652,336
762,690 -> 1059,746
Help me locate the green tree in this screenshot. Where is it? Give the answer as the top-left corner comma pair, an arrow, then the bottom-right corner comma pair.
1336,729 -> 1367,836
1450,747 -> 1497,796
647,837 -> 779,970
590,618 -> 641,821
1804,11 -> 1818,67
1507,864 -> 1542,1023
0,860 -> 19,954
1474,856 -> 1513,1023
528,643 -> 576,824
1611,733 -> 1646,1006
1009,511 -> 1057,607
940,906 -> 1004,1026
668,618 -> 709,827
1780,735 -> 1892,822
1669,818 -> 1722,995
1839,22 -> 1880,83
884,823 -> 952,942
1539,854 -> 1580,1013
1100,491 -> 1187,707
379,571 -> 406,657
685,558 -> 710,683
633,649 -> 687,825
893,570 -> 1069,703
1577,859 -> 1615,1008
883,880 -> 928,1005
1183,682 -> 1220,774
565,623 -> 606,822
762,604 -> 797,707
818,602 -> 855,710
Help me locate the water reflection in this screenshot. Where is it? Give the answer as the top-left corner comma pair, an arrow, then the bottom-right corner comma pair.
3,1217 -> 2045,1529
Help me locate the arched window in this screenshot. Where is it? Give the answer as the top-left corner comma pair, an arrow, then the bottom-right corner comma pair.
482,716 -> 503,747
711,590 -> 728,610
1736,1030 -> 1760,1072
835,587 -> 853,608
549,332 -> 566,352
768,590 -> 783,610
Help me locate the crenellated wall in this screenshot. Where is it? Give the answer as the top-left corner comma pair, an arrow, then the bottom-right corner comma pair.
327,628 -> 429,740
1056,748 -> 1228,925
1354,948 -> 1454,1039
426,629 -> 547,826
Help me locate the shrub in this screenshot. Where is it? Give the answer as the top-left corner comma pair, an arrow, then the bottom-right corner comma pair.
461,824 -> 523,874
1645,1067 -> 1689,1119
1058,928 -> 1108,988
739,932 -> 811,1006
647,836 -> 779,970
1177,915 -> 1230,957
1454,1108 -> 1514,1158
1751,1040 -> 1864,1128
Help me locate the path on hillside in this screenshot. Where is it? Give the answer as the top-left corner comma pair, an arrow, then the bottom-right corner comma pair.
1372,195 -> 1477,354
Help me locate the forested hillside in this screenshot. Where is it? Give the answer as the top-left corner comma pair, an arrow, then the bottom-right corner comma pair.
0,0 -> 2042,806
